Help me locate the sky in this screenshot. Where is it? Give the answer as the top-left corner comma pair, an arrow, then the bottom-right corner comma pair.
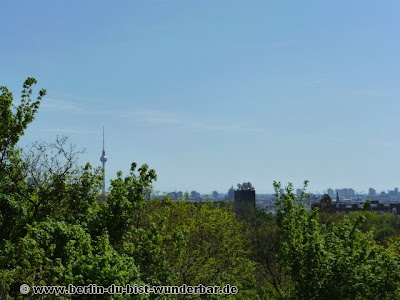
1,1 -> 400,194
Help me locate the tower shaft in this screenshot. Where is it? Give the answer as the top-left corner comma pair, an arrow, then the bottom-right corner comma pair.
102,163 -> 106,197
100,126 -> 107,200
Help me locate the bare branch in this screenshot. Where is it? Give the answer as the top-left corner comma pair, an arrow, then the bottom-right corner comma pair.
23,136 -> 84,188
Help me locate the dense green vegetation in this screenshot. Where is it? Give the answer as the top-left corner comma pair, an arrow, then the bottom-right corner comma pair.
1,79 -> 399,299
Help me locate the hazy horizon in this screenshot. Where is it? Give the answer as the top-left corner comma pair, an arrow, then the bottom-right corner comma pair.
2,1 -> 400,194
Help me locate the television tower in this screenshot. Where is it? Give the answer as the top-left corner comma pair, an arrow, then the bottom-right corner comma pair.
100,126 -> 107,199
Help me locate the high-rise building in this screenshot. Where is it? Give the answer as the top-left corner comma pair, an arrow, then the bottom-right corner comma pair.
335,189 -> 343,197
234,183 -> 256,215
369,188 -> 376,197
296,188 -> 302,196
226,186 -> 235,201
327,188 -> 335,198
212,191 -> 219,200
190,191 -> 200,201
335,188 -> 355,198
169,192 -> 178,200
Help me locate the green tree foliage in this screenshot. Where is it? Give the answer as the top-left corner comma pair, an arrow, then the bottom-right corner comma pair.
0,78 -> 257,299
100,163 -> 157,243
154,199 -> 258,299
245,210 -> 289,299
0,79 -> 147,299
0,78 -> 46,243
0,78 -> 46,169
274,181 -> 400,300
347,211 -> 400,245
115,197 -> 260,299
2,78 -> 400,299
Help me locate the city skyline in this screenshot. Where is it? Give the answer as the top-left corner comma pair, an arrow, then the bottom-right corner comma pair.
162,186 -> 400,197
2,1 -> 400,194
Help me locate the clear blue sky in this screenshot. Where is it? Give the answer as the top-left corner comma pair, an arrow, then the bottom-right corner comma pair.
1,1 -> 400,194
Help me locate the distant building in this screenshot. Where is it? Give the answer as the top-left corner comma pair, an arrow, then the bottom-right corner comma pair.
327,188 -> 335,198
234,182 -> 256,216
168,192 -> 178,200
312,194 -> 335,213
312,195 -> 400,215
296,188 -> 302,196
335,188 -> 356,198
234,189 -> 256,206
369,188 -> 376,197
388,188 -> 399,197
226,186 -> 235,201
212,191 -> 218,200
190,191 -> 201,201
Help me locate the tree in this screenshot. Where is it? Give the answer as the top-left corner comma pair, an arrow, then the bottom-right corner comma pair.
0,79 -> 149,299
0,77 -> 46,171
0,78 -> 47,242
274,181 -> 400,300
347,211 -> 400,246
245,210 -> 289,299
145,199 -> 259,299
